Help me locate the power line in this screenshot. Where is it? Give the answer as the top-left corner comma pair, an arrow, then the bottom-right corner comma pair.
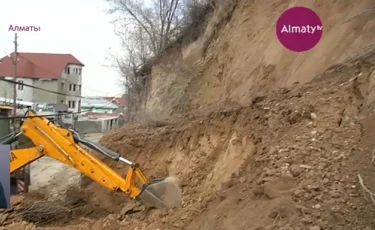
3,51 -> 120,96
16,53 -> 118,96
0,108 -> 125,120
0,62 -> 124,112
0,78 -> 88,99
0,111 -> 79,120
1,52 -> 124,113
0,97 -> 126,120
0,78 -> 124,114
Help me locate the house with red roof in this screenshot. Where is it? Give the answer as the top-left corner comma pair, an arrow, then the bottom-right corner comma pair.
0,52 -> 84,112
103,96 -> 127,112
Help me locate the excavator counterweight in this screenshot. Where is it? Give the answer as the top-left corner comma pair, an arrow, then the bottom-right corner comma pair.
2,110 -> 182,210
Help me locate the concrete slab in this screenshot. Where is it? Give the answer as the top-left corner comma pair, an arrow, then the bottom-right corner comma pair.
28,133 -> 104,200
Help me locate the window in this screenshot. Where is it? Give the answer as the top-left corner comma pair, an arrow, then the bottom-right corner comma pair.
65,67 -> 70,74
60,82 -> 64,91
68,101 -> 76,109
78,85 -> 81,91
17,80 -> 23,90
69,84 -> 77,91
78,69 -> 82,75
60,100 -> 64,104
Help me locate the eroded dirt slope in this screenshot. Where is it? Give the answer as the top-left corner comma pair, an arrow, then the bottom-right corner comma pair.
5,51 -> 375,229
141,0 -> 375,118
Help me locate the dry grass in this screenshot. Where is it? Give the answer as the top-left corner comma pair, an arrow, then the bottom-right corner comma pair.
20,200 -> 77,226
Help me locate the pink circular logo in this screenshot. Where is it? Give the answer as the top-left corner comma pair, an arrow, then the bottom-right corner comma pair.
276,6 -> 323,52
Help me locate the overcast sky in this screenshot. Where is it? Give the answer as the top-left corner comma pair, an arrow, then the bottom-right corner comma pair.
0,0 -> 123,97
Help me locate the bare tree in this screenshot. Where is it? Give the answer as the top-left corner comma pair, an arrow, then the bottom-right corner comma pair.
105,0 -> 188,55
114,26 -> 149,117
105,0 -> 212,118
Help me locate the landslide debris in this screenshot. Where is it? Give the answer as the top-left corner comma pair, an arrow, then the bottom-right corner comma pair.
10,56 -> 371,229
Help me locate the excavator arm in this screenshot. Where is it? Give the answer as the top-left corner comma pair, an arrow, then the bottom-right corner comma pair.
4,110 -> 181,210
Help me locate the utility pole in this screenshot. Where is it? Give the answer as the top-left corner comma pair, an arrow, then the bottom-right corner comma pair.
12,33 -> 18,116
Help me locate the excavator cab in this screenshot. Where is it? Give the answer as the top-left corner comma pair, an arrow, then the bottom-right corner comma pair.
3,109 -> 182,210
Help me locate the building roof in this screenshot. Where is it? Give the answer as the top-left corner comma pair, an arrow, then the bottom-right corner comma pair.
103,96 -> 127,107
81,97 -> 118,109
0,52 -> 84,79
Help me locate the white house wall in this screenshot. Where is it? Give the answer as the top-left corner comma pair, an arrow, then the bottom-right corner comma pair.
0,77 -> 14,99
0,76 -> 34,101
16,78 -> 34,101
61,64 -> 83,113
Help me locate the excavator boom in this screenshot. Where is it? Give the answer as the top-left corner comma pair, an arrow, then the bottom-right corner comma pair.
3,110 -> 182,210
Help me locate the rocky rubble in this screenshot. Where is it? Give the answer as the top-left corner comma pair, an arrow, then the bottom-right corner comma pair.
70,62 -> 375,229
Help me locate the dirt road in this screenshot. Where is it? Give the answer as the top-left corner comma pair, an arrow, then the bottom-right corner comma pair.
28,133 -> 104,200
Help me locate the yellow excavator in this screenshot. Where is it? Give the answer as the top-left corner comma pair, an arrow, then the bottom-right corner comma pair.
2,109 -> 182,210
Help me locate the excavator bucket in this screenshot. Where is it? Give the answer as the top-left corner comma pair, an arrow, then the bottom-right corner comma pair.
137,176 -> 182,210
